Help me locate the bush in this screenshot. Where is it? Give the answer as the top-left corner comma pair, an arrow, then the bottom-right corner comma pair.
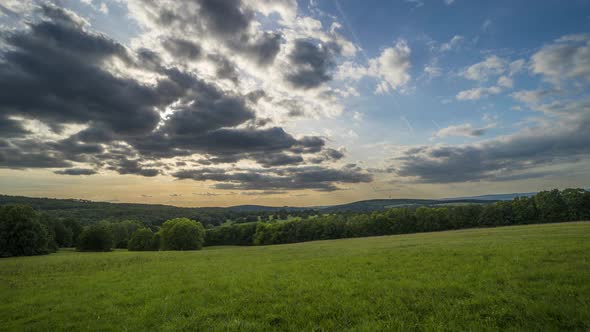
128,228 -> 158,251
0,205 -> 49,257
159,218 -> 205,250
77,224 -> 113,252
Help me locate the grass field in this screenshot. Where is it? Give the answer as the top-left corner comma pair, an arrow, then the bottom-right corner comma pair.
1,222 -> 589,331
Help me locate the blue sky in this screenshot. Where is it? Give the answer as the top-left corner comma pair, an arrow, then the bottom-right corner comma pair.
0,0 -> 589,206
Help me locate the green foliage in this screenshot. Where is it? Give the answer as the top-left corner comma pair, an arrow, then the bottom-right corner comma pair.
1,222 -> 589,331
128,228 -> 158,251
108,220 -> 142,249
205,188 -> 590,247
534,189 -> 568,223
0,205 -> 49,257
159,218 -> 205,250
77,224 -> 113,252
63,219 -> 83,245
205,222 -> 258,246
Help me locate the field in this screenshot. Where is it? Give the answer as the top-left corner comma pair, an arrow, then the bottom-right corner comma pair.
1,222 -> 589,331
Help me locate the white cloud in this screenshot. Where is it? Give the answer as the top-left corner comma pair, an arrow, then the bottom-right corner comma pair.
509,59 -> 526,76
352,111 -> 364,121
433,123 -> 488,138
511,89 -> 557,106
462,55 -> 506,81
444,0 -> 455,5
99,2 -> 109,14
497,76 -> 513,88
456,86 -> 501,100
370,40 -> 412,93
336,40 -> 412,94
424,65 -> 442,78
531,35 -> 590,84
440,35 -> 463,52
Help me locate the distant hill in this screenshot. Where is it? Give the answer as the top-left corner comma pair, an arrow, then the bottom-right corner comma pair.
318,198 -> 494,212
0,194 -> 496,224
0,195 -> 226,226
444,192 -> 537,201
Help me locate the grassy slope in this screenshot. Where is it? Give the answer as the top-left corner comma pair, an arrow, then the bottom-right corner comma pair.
1,222 -> 589,331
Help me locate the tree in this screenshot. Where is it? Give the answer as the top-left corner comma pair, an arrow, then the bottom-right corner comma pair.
77,224 -> 113,252
534,189 -> 567,223
63,219 -> 83,245
128,228 -> 158,251
0,205 -> 49,257
512,196 -> 538,224
159,218 -> 205,250
109,220 -> 142,249
561,188 -> 590,221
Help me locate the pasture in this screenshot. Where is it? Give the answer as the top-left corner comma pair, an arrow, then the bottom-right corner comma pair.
1,222 -> 589,331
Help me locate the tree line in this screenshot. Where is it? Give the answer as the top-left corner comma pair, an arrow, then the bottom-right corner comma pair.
203,188 -> 590,246
0,205 -> 206,256
1,188 -> 588,256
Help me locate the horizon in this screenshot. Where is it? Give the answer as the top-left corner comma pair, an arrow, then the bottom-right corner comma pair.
0,188 -> 563,209
1,0 -> 589,207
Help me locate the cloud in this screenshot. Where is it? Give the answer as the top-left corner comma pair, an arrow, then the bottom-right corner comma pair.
462,55 -> 506,81
370,40 -> 412,93
511,89 -> 558,105
497,76 -> 513,88
284,39 -> 337,89
0,5 -> 363,192
127,0 -> 282,66
456,86 -> 502,100
239,190 -> 287,196
531,35 -> 590,84
337,40 -> 411,93
433,123 -> 487,138
173,165 -> 372,192
54,168 -> 97,175
424,65 -> 442,79
394,98 -> 590,183
440,35 -> 463,52
162,38 -> 203,61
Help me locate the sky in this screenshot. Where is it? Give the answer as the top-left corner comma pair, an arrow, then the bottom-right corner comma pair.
0,0 -> 589,207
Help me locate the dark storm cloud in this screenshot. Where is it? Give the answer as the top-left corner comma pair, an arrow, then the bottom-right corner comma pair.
208,54 -> 240,82
162,38 -> 202,60
0,117 -> 29,137
107,159 -> 160,177
285,39 -> 337,89
308,148 -> 345,164
135,0 -> 281,66
0,5 -> 174,135
394,109 -> 590,183
0,3 -> 367,192
54,168 -> 97,176
0,146 -> 72,169
253,152 -> 304,167
173,165 -> 372,192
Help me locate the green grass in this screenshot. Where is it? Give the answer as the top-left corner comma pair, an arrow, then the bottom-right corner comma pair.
1,222 -> 589,331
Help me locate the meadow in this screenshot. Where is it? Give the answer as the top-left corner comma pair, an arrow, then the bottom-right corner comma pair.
1,222 -> 589,331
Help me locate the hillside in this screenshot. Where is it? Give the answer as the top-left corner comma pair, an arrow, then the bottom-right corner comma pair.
0,194 -> 495,224
1,222 -> 588,331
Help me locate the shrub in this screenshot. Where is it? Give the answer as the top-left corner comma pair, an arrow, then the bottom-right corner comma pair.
0,205 -> 49,257
128,228 -> 158,251
159,218 -> 205,250
77,224 -> 113,252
